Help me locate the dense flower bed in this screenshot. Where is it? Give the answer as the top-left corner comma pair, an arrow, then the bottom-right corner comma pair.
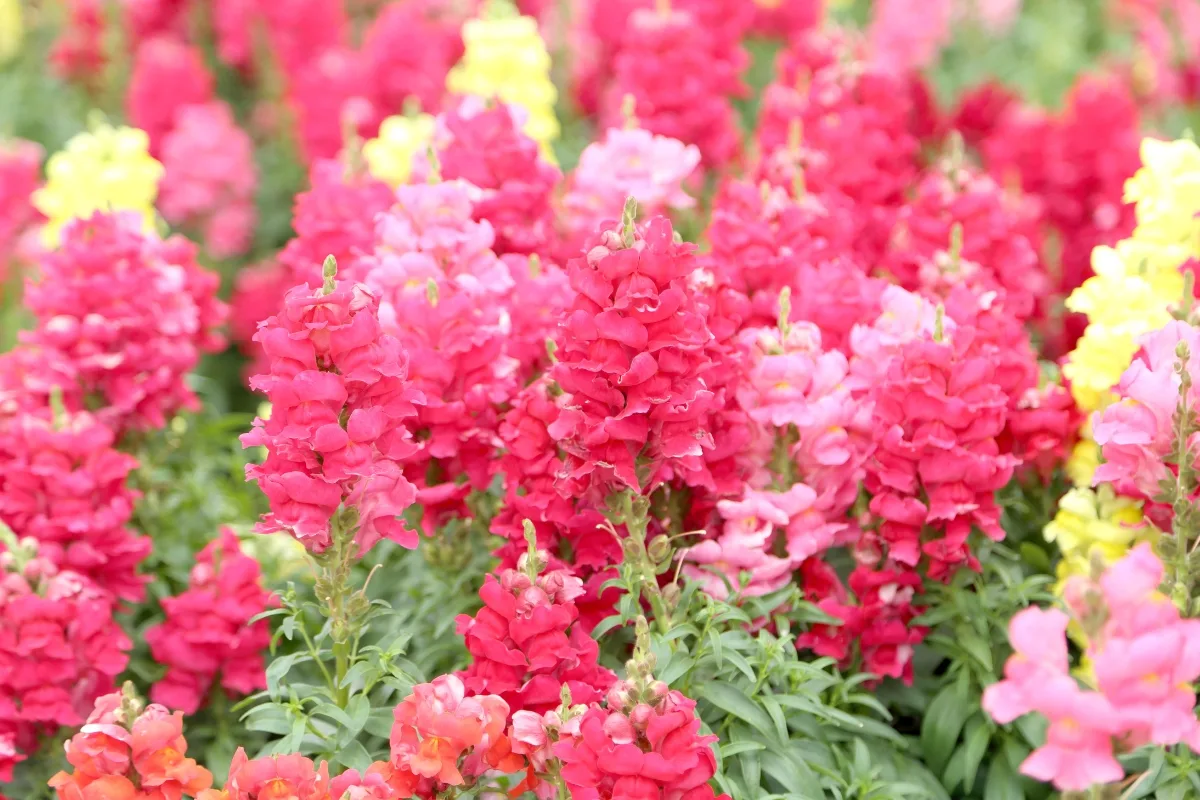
1,0 -> 1200,798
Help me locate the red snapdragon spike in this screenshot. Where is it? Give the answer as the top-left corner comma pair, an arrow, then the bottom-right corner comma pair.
980,73 -> 1141,349
0,139 -> 43,275
456,566 -> 616,714
146,528 -> 277,714
865,319 -> 1018,581
362,2 -> 464,120
550,215 -> 716,500
605,6 -> 744,170
882,165 -> 1048,323
0,552 -> 131,738
50,0 -> 106,88
755,31 -> 920,254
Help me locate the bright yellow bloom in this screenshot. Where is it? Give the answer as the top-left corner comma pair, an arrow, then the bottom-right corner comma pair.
363,113 -> 436,187
33,123 -> 163,246
1124,137 -> 1200,252
1065,437 -> 1101,487
0,0 -> 20,64
446,12 -> 560,156
1063,245 -> 1176,411
1045,485 -> 1152,592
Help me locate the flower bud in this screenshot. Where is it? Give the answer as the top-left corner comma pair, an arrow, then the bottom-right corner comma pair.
605,682 -> 633,712
629,703 -> 654,729
647,534 -> 672,565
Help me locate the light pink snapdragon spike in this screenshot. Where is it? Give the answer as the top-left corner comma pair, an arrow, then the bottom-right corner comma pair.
1092,321 -> 1200,507
564,126 -> 700,248
242,265 -> 424,555
985,544 -> 1200,791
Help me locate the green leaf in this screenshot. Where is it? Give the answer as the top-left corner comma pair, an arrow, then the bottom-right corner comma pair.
920,683 -> 971,776
658,651 -> 696,685
983,753 -> 1023,800
701,681 -> 779,742
312,703 -> 354,731
340,695 -> 370,743
265,653 -> 309,698
720,741 -> 767,757
760,695 -> 790,743
961,717 -> 992,792
334,740 -> 373,773
740,750 -> 762,791
278,714 -> 308,755
364,708 -> 395,739
591,614 -> 625,640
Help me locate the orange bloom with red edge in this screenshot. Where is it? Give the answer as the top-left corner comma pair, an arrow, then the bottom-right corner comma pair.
49,689 -> 212,800
216,748 -> 330,800
389,674 -> 521,793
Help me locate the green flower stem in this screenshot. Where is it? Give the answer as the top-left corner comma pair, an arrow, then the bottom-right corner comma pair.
314,508 -> 362,708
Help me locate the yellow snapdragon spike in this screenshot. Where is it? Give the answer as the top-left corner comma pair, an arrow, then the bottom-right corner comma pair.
33,122 -> 163,247
1124,138 -> 1200,252
1063,246 -> 1176,411
1065,437 -> 1101,488
363,113 -> 437,188
0,0 -> 20,64
446,12 -> 561,154
1044,485 -> 1152,593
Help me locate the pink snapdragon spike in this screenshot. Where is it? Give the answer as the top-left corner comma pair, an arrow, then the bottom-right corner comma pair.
242,260 -> 424,555
553,686 -> 727,800
418,98 -> 561,258
23,212 -> 227,433
0,536 -> 132,779
158,101 -> 258,259
985,545 -> 1200,791
563,126 -> 700,255
125,35 -> 215,155
0,405 -> 148,604
605,6 -> 744,169
354,176 -> 520,536
867,0 -> 955,74
145,528 -> 277,714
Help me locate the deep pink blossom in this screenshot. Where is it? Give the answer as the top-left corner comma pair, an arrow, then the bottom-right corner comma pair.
550,216 -> 716,498
0,408 -> 148,603
0,548 -> 131,731
604,6 -> 745,169
146,528 -> 277,714
242,278 -> 424,554
456,564 -> 616,713
23,212 -> 227,432
554,689 -> 726,800
159,102 -> 258,259
126,36 -> 215,155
